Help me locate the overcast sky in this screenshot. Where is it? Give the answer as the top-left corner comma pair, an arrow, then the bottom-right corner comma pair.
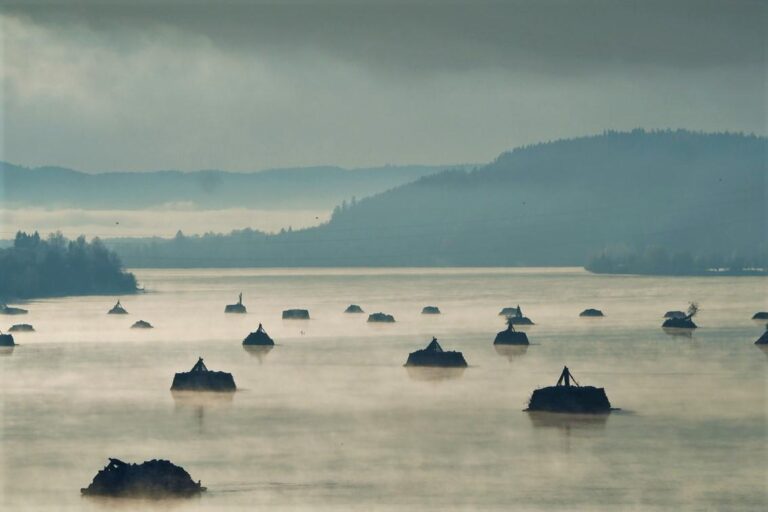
1,0 -> 765,172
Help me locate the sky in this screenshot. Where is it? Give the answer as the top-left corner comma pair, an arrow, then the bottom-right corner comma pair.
0,0 -> 765,172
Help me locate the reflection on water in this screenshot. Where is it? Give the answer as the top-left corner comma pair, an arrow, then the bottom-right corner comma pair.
662,327 -> 695,338
405,366 -> 466,382
172,391 -> 235,431
0,267 -> 766,511
527,411 -> 610,430
493,344 -> 529,362
0,346 -> 14,356
242,344 -> 274,363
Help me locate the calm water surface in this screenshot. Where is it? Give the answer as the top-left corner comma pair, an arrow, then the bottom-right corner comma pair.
1,268 -> 766,511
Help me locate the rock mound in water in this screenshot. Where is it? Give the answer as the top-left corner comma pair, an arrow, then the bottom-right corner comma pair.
662,317 -> 697,329
0,304 -> 28,315
755,325 -> 768,345
421,306 -> 441,315
504,305 -> 534,325
131,320 -> 153,329
171,358 -> 236,392
243,323 -> 274,346
224,293 -> 247,313
282,309 -> 310,319
0,333 -> 15,346
494,319 -> 529,345
345,304 -> 364,313
752,312 -> 768,320
405,337 -> 467,367
662,302 -> 699,329
108,300 -> 128,315
664,310 -> 686,319
527,366 -> 612,414
81,458 -> 205,498
498,307 -> 517,316
8,323 -> 34,332
368,312 -> 395,323
580,308 -> 604,317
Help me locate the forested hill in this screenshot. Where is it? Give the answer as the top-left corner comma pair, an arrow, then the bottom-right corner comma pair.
0,232 -> 137,300
109,130 -> 767,267
0,163 -> 461,210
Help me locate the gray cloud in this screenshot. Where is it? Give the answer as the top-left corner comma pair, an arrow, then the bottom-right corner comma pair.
0,0 -> 765,172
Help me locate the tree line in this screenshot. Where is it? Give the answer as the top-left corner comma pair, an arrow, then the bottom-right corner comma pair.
0,231 -> 137,300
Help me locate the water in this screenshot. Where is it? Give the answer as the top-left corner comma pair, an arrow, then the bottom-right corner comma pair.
1,268 -> 766,511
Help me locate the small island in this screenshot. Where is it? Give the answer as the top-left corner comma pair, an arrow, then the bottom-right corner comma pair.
579,308 -> 604,317
81,458 -> 205,498
243,323 -> 274,346
664,310 -> 686,319
494,318 -> 529,345
662,302 -> 698,329
504,305 -> 534,325
0,332 -> 15,347
405,337 -> 468,367
526,366 -> 612,414
421,306 -> 441,315
0,304 -> 27,315
282,309 -> 310,319
752,312 -> 768,320
108,300 -> 128,315
171,357 -> 236,392
225,293 -> 247,313
8,324 -> 34,332
344,304 -> 364,313
368,312 -> 395,323
0,231 -> 137,300
131,320 -> 153,329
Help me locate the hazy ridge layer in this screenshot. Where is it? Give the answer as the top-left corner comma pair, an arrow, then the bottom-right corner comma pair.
104,130 -> 767,268
0,163 -> 467,210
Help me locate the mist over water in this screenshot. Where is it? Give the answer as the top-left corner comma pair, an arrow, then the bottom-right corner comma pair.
1,268 -> 766,510
0,207 -> 330,239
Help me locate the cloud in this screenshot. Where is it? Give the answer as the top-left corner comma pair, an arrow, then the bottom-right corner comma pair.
0,1 -> 765,172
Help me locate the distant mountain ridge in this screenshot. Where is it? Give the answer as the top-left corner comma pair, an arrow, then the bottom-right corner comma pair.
107,129 -> 767,267
0,162 -> 467,210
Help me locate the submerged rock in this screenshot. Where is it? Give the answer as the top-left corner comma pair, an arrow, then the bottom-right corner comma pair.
664,310 -> 686,319
0,333 -> 15,347
282,309 -> 310,319
171,358 -> 236,392
344,304 -> 364,313
224,293 -> 247,313
527,366 -> 612,414
405,337 -> 468,367
81,458 -> 205,498
755,325 -> 768,345
421,306 -> 441,315
131,320 -> 153,329
579,308 -> 604,317
494,320 -> 529,345
8,323 -> 34,332
242,323 -> 274,346
368,312 -> 395,323
752,312 -> 768,320
108,300 -> 128,315
0,304 -> 28,315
